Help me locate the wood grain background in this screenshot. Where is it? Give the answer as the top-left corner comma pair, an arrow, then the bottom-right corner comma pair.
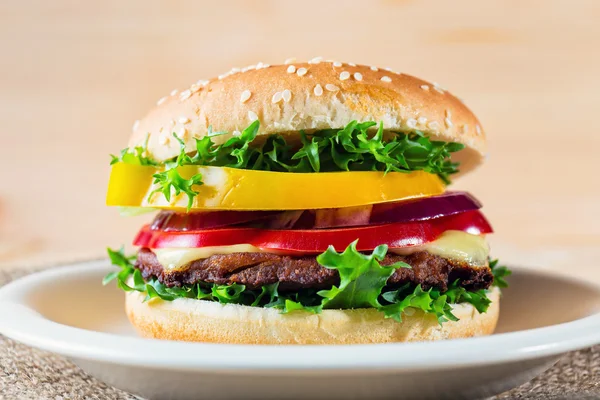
1,1 -> 599,278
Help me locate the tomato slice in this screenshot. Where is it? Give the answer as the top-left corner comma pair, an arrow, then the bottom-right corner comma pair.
134,210 -> 493,253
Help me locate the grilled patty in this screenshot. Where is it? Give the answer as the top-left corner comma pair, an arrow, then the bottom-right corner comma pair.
136,248 -> 493,293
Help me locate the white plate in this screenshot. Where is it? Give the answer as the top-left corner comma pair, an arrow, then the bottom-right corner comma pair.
1,261 -> 600,400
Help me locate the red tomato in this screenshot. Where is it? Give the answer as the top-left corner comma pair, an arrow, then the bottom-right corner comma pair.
134,210 -> 493,253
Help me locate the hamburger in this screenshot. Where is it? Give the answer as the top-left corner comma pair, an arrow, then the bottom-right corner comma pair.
104,59 -> 511,344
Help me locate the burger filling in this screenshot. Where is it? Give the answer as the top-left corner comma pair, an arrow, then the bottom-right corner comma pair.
104,120 -> 511,324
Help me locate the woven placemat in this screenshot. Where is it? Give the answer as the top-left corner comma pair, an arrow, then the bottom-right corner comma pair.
1,267 -> 599,400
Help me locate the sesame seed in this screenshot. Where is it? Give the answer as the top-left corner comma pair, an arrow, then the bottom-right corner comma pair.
244,65 -> 256,71
157,96 -> 167,105
286,65 -> 296,74
159,136 -> 170,145
340,71 -> 351,80
260,63 -> 270,69
428,121 -> 440,130
308,56 -> 323,64
240,90 -> 252,103
282,89 -> 292,102
370,66 -> 378,71
404,307 -> 416,316
381,76 -> 392,83
232,130 -> 241,137
271,91 -> 283,103
353,72 -> 363,81
176,125 -> 187,137
445,109 -> 452,118
384,67 -> 393,71
170,89 -> 178,96
284,57 -> 296,65
190,84 -> 201,93
196,80 -> 209,86
179,89 -> 192,100
178,117 -> 190,124
333,61 -> 342,67
314,84 -> 323,96
248,111 -> 258,121
417,117 -> 427,125
297,67 -> 308,77
433,82 -> 445,93
445,118 -> 453,128
476,124 -> 482,135
141,150 -> 148,158
132,120 -> 140,132
230,67 -> 241,74
255,62 -> 264,69
406,118 -> 417,129
218,73 -> 229,80
420,85 -> 429,91
325,84 -> 339,92
348,62 -> 357,67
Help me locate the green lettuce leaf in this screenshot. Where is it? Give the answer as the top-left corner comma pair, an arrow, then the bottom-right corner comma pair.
149,166 -> 203,211
380,284 -> 437,323
183,120 -> 465,182
110,133 -> 156,166
316,241 -> 409,309
490,258 -> 512,288
147,134 -> 204,211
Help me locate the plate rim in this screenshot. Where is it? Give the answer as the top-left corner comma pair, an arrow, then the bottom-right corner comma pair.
1,260 -> 599,372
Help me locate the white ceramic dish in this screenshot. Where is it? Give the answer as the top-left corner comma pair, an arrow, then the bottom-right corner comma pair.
1,261 -> 599,400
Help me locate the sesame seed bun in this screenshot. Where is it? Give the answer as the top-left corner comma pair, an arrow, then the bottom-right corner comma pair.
125,288 -> 500,345
129,61 -> 487,176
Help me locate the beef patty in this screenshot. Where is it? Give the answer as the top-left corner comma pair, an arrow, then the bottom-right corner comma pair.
136,248 -> 493,293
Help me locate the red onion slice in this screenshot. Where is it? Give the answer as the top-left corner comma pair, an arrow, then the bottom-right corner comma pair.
150,210 -> 278,231
288,192 -> 482,229
149,192 -> 483,231
369,191 -> 482,225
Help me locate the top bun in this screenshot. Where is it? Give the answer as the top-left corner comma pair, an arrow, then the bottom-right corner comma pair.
129,60 -> 487,176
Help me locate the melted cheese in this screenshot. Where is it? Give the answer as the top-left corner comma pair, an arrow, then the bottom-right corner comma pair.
389,230 -> 489,266
154,245 -> 266,271
153,230 -> 489,271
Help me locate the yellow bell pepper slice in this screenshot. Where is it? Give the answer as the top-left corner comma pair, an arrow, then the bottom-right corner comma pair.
106,162 -> 445,211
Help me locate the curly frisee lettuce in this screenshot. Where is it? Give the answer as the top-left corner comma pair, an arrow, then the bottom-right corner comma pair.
110,120 -> 465,211
104,245 -> 510,326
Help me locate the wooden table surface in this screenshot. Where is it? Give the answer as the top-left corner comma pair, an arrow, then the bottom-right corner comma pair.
1,1 -> 599,279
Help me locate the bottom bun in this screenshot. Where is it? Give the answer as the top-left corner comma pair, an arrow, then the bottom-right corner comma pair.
125,288 -> 500,345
